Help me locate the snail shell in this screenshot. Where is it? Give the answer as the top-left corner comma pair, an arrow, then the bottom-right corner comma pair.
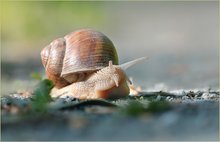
41,29 -> 119,88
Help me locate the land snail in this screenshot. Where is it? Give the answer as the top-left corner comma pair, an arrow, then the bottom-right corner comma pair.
41,29 -> 146,100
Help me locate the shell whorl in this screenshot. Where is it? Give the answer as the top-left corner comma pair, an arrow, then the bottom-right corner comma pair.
41,38 -> 70,88
41,29 -> 119,88
61,29 -> 119,76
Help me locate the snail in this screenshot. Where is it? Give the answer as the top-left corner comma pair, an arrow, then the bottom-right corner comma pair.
41,29 -> 146,100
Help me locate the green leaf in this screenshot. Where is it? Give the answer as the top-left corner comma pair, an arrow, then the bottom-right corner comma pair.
119,100 -> 172,117
146,100 -> 171,113
31,79 -> 54,112
120,101 -> 146,117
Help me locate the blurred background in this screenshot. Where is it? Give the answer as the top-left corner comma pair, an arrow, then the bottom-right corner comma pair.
1,1 -> 219,95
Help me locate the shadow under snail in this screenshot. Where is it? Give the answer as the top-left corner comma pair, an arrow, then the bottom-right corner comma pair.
41,29 -> 146,100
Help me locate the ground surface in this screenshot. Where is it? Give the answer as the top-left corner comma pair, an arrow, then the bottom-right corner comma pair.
1,89 -> 219,141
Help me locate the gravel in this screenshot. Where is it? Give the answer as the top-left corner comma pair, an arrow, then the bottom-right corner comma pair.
1,90 -> 219,141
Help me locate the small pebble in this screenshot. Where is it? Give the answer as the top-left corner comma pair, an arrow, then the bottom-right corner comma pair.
201,92 -> 210,100
156,95 -> 161,101
60,95 -> 79,103
201,92 -> 218,100
182,96 -> 189,100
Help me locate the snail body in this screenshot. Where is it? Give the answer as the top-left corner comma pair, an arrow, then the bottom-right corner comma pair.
50,61 -> 129,99
41,29 -> 146,100
50,58 -> 146,99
